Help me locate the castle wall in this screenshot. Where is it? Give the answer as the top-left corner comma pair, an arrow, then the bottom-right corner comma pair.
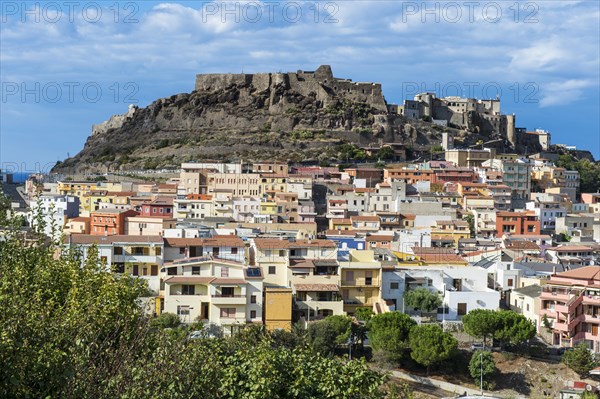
194,65 -> 388,113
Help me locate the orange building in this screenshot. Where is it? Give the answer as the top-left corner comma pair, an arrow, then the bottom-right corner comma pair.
90,209 -> 138,236
496,211 -> 540,236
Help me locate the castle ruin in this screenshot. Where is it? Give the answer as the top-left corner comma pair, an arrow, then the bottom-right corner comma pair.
194,65 -> 389,113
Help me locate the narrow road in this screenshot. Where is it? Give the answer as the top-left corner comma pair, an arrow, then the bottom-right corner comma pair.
386,369 -> 526,398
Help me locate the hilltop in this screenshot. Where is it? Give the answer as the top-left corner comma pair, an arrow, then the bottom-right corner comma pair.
52,66 -> 513,173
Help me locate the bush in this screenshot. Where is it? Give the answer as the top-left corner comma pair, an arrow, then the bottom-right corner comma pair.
469,350 -> 496,389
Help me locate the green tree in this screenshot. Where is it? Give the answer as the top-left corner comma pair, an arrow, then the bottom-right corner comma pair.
409,324 -> 457,374
149,312 -> 181,329
563,342 -> 598,376
403,288 -> 442,314
469,350 -> 497,389
324,314 -> 353,345
493,310 -> 536,346
368,312 -> 416,362
0,212 -> 387,398
356,307 -> 374,322
465,213 -> 475,237
378,146 -> 394,160
462,309 -> 499,347
307,319 -> 338,356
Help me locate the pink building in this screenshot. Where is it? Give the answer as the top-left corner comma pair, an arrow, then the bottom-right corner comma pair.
540,266 -> 600,351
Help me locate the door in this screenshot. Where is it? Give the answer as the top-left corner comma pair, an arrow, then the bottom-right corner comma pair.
457,303 -> 467,316
593,324 -> 598,336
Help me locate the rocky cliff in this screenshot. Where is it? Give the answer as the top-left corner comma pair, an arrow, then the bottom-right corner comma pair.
53,66 -> 508,173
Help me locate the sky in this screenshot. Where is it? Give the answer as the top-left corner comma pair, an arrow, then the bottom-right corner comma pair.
1,0 -> 599,174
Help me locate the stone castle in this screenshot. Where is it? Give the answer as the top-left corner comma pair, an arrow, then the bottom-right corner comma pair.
195,66 -> 517,146
194,65 -> 389,113
396,92 -> 516,147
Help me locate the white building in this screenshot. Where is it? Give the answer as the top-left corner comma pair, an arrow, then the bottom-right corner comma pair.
30,195 -> 79,239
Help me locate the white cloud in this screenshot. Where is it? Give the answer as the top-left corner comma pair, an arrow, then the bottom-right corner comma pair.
540,79 -> 596,107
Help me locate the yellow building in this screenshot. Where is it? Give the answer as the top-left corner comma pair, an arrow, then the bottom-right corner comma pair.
339,250 -> 383,315
431,220 -> 470,247
260,201 -> 278,216
263,287 -> 293,331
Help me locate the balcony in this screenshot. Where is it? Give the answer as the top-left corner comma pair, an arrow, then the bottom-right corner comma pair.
554,321 -> 569,332
211,295 -> 247,305
583,296 -> 600,306
114,255 -> 160,263
540,291 -> 571,302
341,279 -> 379,287
219,316 -> 247,325
555,304 -> 569,313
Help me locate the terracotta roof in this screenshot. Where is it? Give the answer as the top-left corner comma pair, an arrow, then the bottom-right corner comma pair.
69,217 -> 90,222
555,266 -> 600,280
506,241 -> 541,251
294,283 -> 339,292
164,276 -> 215,284
66,235 -> 163,245
212,278 -> 246,285
351,216 -> 380,222
164,238 -> 206,247
253,238 -> 336,249
289,259 -> 315,268
186,194 -> 213,200
547,245 -> 594,252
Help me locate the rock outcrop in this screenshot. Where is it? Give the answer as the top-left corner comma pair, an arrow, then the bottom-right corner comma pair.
53,66 -> 507,173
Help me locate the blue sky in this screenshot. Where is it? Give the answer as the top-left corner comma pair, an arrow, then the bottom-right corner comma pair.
1,0 -> 599,173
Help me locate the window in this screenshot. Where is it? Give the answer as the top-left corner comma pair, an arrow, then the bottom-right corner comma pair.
507,278 -> 513,287
155,247 -> 161,256
221,267 -> 229,277
526,304 -> 530,311
457,303 -> 467,316
132,265 -> 139,276
220,308 -> 236,318
390,282 -> 399,290
221,287 -> 234,297
251,295 -> 257,304
177,305 -> 190,316
231,247 -> 238,255
269,266 -> 276,275
192,266 -> 200,275
250,310 -> 256,319
279,250 -> 285,257
167,267 -> 178,275
346,270 -> 354,282
151,265 -> 158,276
114,246 -> 123,255
179,247 -> 186,254
365,271 -> 373,286
182,285 -> 195,295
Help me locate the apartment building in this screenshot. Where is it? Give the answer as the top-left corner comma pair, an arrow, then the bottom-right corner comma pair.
162,257 -> 263,333
540,266 -> 600,351
66,234 -> 164,296
339,249 -> 383,315
90,209 -> 137,236
496,211 -> 541,236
